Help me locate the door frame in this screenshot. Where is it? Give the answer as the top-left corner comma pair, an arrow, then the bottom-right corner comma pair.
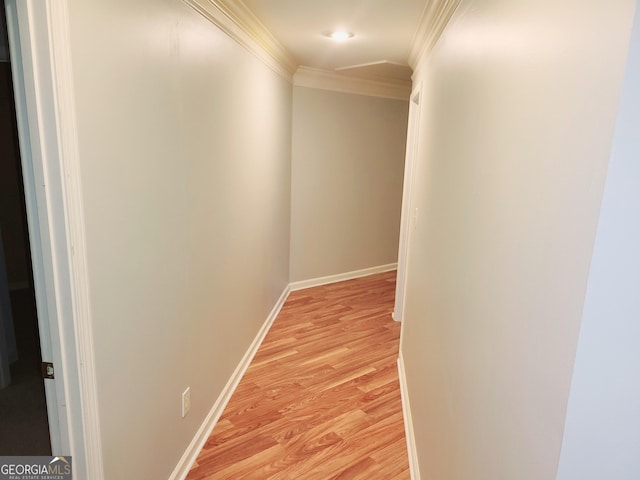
394,87 -> 422,323
4,1 -> 103,477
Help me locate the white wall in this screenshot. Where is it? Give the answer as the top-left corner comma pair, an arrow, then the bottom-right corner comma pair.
557,4 -> 640,479
66,0 -> 292,477
400,0 -> 636,478
290,86 -> 408,282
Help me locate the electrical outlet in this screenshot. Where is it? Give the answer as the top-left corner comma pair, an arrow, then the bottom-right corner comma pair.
181,387 -> 191,418
411,207 -> 419,231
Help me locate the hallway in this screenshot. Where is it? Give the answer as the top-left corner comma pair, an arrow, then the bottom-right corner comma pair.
8,0 -> 640,477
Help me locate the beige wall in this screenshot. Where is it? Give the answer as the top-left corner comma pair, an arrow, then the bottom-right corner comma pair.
290,86 -> 408,282
67,0 -> 292,478
401,0 -> 635,478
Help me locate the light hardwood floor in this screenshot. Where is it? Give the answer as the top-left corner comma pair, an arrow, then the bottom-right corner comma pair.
187,271 -> 410,479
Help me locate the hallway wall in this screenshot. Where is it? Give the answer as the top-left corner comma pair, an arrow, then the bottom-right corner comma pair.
66,0 -> 292,477
557,4 -> 640,478
400,0 -> 636,478
290,86 -> 408,282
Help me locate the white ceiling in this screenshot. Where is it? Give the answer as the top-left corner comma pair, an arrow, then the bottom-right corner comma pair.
241,0 -> 428,82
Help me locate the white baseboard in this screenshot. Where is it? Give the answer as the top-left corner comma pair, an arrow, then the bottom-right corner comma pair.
289,263 -> 398,291
398,352 -> 421,480
169,285 -> 291,480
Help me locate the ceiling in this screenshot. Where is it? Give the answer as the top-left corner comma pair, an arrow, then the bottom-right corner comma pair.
241,0 -> 429,82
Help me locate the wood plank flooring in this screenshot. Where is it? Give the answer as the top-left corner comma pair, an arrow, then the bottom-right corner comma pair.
187,271 -> 409,479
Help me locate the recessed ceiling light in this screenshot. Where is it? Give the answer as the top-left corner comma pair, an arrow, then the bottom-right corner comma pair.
325,31 -> 354,42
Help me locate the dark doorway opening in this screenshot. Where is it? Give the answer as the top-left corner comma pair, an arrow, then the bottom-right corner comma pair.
0,1 -> 51,456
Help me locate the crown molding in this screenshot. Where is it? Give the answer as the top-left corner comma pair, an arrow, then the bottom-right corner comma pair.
294,66 -> 411,101
408,0 -> 461,71
182,0 -> 298,81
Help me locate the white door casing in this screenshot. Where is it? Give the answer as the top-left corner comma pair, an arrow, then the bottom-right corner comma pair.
4,1 -> 103,477
394,87 -> 422,324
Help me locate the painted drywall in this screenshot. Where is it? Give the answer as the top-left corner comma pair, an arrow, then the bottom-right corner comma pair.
557,4 -> 640,479
66,0 -> 292,477
290,86 -> 408,282
400,0 -> 636,478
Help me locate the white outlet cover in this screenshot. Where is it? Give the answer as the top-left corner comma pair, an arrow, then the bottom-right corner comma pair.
182,387 -> 191,418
